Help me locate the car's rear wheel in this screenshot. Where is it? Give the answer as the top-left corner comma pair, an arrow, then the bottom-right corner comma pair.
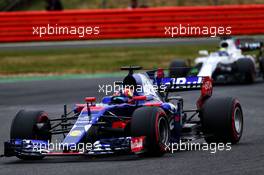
10,110 -> 51,160
131,107 -> 169,156
259,57 -> 264,79
201,97 -> 243,144
236,58 -> 256,83
169,59 -> 188,77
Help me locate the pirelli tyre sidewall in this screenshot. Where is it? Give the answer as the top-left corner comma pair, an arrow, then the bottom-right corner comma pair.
201,97 -> 243,144
131,106 -> 170,157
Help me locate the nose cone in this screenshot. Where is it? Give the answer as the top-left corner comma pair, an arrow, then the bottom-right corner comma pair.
61,127 -> 87,150
198,64 -> 214,77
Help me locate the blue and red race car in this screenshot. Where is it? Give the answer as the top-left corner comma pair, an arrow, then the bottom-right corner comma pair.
3,66 -> 243,159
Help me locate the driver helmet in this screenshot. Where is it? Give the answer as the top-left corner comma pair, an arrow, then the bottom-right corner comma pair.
123,87 -> 134,98
113,87 -> 134,98
219,41 -> 228,51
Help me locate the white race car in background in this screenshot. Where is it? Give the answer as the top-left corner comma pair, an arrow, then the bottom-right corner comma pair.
169,38 -> 264,84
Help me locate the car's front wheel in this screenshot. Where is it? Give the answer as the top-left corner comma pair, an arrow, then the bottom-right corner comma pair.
10,110 -> 51,160
131,107 -> 170,156
236,58 -> 256,83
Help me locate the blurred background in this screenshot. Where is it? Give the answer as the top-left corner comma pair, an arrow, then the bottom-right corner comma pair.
1,0 -> 264,11
0,0 -> 263,77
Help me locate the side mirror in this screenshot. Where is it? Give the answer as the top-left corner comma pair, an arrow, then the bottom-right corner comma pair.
198,50 -> 209,56
133,96 -> 147,101
85,97 -> 96,117
156,68 -> 164,79
85,97 -> 96,103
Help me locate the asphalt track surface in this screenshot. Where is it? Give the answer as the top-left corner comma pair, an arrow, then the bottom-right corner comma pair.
0,38 -> 218,51
0,77 -> 264,175
0,36 -> 264,51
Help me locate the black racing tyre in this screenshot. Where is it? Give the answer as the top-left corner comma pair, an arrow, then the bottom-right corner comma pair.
201,97 -> 243,144
169,60 -> 188,77
236,58 -> 256,83
259,57 -> 264,79
131,107 -> 169,157
10,110 -> 51,160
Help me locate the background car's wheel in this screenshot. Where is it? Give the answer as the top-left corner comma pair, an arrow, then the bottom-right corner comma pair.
189,63 -> 202,76
259,57 -> 264,79
10,110 -> 51,160
131,107 -> 169,157
201,97 -> 243,144
236,58 -> 256,83
169,59 -> 188,77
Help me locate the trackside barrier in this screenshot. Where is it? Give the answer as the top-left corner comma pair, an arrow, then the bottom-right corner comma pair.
0,4 -> 264,42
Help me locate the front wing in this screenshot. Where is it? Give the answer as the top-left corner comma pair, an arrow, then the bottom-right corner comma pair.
3,137 -> 146,157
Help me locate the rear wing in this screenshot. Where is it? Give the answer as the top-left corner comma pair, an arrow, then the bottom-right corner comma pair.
160,76 -> 203,92
157,76 -> 213,106
146,69 -> 212,92
155,76 -> 212,97
236,39 -> 263,52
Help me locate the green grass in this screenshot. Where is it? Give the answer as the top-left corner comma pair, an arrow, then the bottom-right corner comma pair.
0,44 -> 217,76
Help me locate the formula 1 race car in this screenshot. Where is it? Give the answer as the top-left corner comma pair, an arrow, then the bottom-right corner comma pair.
3,66 -> 244,160
169,38 -> 264,84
